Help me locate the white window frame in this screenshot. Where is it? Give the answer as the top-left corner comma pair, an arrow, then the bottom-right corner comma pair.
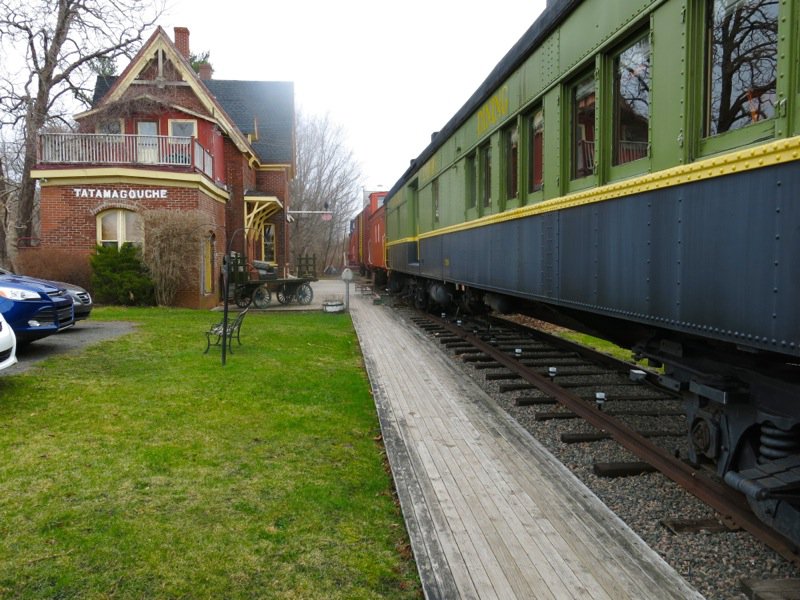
168,119 -> 197,138
96,209 -> 143,249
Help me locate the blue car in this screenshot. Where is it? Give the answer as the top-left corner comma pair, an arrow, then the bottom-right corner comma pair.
0,273 -> 75,343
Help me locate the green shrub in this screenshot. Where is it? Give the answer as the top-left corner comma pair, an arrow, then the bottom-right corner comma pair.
90,244 -> 155,305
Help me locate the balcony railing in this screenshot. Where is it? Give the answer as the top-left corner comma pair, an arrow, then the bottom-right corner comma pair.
38,132 -> 214,179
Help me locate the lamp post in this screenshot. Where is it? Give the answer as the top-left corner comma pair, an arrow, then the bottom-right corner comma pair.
221,227 -> 248,366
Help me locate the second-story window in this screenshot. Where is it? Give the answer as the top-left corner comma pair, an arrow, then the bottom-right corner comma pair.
96,119 -> 123,136
572,74 -> 596,179
705,0 -> 778,136
613,36 -> 650,165
169,119 -> 196,138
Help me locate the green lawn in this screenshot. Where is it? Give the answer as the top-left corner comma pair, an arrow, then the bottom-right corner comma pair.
0,308 -> 420,599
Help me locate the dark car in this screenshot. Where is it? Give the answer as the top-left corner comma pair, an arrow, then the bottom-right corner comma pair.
50,281 -> 92,320
0,272 -> 75,343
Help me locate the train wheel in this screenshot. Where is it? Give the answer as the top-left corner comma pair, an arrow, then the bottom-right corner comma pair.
276,284 -> 292,304
296,283 -> 313,305
414,286 -> 428,311
252,285 -> 271,308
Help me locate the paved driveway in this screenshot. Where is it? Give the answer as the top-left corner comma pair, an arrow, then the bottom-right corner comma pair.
1,320 -> 136,375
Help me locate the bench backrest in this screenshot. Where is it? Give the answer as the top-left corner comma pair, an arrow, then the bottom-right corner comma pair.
230,307 -> 249,329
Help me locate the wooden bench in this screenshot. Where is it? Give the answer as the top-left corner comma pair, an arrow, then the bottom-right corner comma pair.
204,307 -> 249,354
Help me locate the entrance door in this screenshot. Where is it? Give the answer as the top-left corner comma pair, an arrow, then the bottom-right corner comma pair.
137,121 -> 158,164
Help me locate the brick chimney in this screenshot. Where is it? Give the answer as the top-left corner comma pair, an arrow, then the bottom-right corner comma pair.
198,62 -> 213,80
174,27 -> 190,59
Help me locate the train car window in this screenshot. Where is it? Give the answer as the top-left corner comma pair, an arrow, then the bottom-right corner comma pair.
480,143 -> 492,209
571,74 -> 596,179
503,123 -> 519,201
613,36 -> 650,165
705,0 -> 778,136
465,153 -> 477,210
528,108 -> 544,193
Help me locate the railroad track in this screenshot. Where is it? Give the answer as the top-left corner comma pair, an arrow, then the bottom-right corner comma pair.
406,309 -> 800,569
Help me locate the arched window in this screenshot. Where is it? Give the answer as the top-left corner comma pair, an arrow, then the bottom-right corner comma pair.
97,209 -> 143,248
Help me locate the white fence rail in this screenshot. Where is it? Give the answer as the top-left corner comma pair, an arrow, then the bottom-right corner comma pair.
39,133 -> 214,178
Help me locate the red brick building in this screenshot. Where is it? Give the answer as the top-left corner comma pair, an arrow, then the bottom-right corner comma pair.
32,26 -> 295,308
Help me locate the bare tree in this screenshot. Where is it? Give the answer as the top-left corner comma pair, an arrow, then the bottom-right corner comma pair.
142,209 -> 208,306
0,137 -> 23,266
290,111 -> 362,273
0,0 -> 163,266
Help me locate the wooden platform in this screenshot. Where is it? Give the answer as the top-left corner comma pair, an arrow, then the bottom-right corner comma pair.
349,295 -> 703,600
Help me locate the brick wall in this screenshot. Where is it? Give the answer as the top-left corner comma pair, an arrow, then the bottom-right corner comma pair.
39,182 -> 226,309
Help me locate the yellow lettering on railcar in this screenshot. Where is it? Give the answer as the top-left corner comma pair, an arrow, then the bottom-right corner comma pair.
477,86 -> 509,135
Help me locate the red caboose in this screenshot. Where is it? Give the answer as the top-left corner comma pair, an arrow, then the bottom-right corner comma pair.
347,190 -> 387,282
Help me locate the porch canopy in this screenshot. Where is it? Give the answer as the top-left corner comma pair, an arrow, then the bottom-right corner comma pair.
243,191 -> 283,236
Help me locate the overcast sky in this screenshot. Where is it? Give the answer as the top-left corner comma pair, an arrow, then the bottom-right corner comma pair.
162,0 -> 547,192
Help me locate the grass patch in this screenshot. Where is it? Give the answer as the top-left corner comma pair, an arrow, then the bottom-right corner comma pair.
556,330 -> 638,363
0,308 -> 420,599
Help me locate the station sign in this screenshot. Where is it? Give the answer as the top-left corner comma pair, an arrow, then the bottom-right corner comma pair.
72,188 -> 169,200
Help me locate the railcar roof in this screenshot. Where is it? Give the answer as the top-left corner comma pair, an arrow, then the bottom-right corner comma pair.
386,0 -> 581,201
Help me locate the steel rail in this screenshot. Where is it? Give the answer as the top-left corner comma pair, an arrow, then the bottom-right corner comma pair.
430,315 -> 800,567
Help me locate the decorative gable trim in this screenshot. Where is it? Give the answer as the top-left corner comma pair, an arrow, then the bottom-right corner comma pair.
76,27 -> 261,166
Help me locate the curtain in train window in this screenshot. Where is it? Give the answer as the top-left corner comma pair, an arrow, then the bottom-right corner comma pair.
503,123 -> 518,200
572,75 -> 596,179
480,143 -> 492,208
465,153 -> 477,209
705,0 -> 778,136
613,36 -> 650,165
528,108 -> 544,193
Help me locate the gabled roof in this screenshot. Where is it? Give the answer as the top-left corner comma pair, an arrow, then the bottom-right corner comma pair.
205,80 -> 294,165
82,27 -> 294,167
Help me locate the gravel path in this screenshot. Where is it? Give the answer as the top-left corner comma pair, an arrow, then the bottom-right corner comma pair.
1,320 -> 136,375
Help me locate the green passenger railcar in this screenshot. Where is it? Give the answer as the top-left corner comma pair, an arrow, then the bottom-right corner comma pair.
384,0 -> 800,546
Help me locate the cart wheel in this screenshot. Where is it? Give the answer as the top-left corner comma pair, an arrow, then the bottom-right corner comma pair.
296,282 -> 313,305
252,285 -> 271,309
276,284 -> 292,304
235,289 -> 251,308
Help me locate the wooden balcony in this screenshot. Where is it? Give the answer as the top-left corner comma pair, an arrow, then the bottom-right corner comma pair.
38,132 -> 214,179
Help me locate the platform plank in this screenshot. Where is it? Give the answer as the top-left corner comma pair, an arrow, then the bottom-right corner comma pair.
349,296 -> 703,600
